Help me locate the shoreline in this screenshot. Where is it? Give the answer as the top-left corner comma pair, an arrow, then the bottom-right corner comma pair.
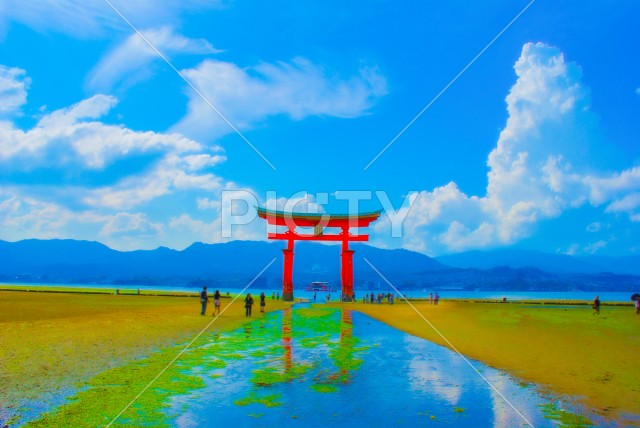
0,283 -> 634,307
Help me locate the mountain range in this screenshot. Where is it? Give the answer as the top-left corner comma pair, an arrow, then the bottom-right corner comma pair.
1,239 -> 639,292
435,249 -> 640,276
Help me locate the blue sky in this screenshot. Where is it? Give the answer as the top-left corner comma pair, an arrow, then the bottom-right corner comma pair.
0,1 -> 639,256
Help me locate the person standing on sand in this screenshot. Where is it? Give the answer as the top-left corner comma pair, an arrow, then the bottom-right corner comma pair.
260,291 -> 266,313
200,286 -> 209,315
429,293 -> 433,304
245,293 -> 254,317
213,289 -> 221,316
593,295 -> 601,315
434,292 -> 440,305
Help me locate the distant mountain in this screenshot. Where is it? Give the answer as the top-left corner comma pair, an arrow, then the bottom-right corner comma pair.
0,239 -> 444,288
434,249 -> 640,276
1,239 -> 638,291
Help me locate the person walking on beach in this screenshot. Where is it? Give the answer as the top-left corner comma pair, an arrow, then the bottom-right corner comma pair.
245,293 -> 254,317
200,286 -> 209,315
260,291 -> 266,313
429,293 -> 433,304
635,299 -> 640,315
434,292 -> 440,306
213,289 -> 221,316
593,295 -> 601,315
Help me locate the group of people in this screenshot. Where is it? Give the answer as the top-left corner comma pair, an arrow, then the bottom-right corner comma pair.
243,292 -> 266,317
363,292 -> 395,304
199,286 -> 267,317
199,287 -> 222,316
429,292 -> 440,305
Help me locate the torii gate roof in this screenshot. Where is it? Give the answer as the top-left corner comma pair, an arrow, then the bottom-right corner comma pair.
256,207 -> 382,228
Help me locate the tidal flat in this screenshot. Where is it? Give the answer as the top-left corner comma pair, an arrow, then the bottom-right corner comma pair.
1,288 -> 638,427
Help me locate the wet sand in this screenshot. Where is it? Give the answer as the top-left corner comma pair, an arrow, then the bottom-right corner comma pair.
341,300 -> 640,418
0,288 -> 287,421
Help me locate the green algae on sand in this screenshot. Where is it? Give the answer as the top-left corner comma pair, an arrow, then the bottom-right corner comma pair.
539,403 -> 593,427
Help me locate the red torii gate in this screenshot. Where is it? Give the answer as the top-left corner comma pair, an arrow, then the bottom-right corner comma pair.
257,207 -> 381,302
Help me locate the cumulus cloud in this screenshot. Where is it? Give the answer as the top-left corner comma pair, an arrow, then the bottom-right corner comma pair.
0,65 -> 30,115
86,26 -> 221,93
172,57 -> 387,140
383,42 -> 640,254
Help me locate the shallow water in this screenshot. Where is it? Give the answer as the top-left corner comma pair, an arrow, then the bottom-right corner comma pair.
103,305 -> 603,427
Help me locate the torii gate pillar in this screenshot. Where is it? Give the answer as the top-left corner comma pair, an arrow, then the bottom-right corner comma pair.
282,240 -> 294,301
341,238 -> 355,301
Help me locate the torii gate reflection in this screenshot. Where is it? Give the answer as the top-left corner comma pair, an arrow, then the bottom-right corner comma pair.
257,207 -> 381,302
281,307 -> 355,382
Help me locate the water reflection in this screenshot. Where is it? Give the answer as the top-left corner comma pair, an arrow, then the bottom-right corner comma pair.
174,307 -> 597,426
282,305 -> 292,372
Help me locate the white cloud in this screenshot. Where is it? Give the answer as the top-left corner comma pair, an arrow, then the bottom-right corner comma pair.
0,66 -> 236,249
605,192 -> 640,216
86,26 -> 221,93
585,167 -> 640,206
586,222 -> 601,232
563,240 -> 608,256
100,212 -> 163,237
0,193 -> 104,241
584,240 -> 607,254
0,93 -> 205,169
384,42 -> 640,254
2,0 -> 221,38
0,65 -> 30,115
83,153 -> 225,209
169,211 -> 266,246
172,57 -> 387,140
